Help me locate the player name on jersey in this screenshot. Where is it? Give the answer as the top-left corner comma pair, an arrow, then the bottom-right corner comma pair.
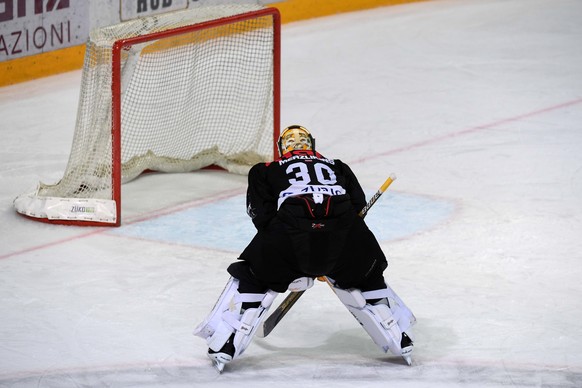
278,153 -> 335,165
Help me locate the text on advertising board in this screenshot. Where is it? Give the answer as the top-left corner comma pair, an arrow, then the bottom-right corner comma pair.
0,0 -> 88,61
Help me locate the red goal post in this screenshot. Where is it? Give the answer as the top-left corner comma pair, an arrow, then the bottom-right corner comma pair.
14,5 -> 281,227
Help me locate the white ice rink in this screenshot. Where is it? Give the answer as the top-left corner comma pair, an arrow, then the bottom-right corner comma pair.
1,0 -> 582,386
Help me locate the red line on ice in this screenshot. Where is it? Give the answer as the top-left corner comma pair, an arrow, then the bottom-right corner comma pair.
3,97 -> 581,260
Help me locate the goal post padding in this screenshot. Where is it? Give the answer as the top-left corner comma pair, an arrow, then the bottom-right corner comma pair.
14,5 -> 281,227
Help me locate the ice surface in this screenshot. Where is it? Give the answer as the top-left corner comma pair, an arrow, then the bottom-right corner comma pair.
1,0 -> 582,386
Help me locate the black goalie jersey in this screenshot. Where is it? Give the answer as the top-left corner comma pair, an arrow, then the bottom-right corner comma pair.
235,150 -> 387,292
246,149 -> 367,229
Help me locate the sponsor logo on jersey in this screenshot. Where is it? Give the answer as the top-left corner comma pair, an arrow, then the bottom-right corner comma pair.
279,185 -> 346,199
277,184 -> 346,209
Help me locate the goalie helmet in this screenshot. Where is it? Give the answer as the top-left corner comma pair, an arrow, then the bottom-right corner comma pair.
277,125 -> 315,156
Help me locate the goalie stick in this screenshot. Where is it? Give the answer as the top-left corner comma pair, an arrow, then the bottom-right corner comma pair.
256,174 -> 397,338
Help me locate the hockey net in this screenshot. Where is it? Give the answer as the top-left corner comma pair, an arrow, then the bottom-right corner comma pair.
14,5 -> 280,226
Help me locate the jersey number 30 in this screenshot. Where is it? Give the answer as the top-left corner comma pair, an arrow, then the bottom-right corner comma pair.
285,162 -> 337,185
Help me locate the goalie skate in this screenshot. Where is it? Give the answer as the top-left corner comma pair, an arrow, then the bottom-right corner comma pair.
211,356 -> 227,373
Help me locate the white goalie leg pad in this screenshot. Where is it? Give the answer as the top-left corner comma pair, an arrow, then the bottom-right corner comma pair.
361,283 -> 417,334
193,277 -> 277,361
362,283 -> 416,362
194,276 -> 240,341
227,291 -> 277,359
333,284 -> 415,357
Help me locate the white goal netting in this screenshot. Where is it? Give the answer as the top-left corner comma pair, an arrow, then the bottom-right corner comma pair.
14,4 -> 278,225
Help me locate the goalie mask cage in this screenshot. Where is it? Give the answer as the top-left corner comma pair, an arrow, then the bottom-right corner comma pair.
14,5 -> 280,227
